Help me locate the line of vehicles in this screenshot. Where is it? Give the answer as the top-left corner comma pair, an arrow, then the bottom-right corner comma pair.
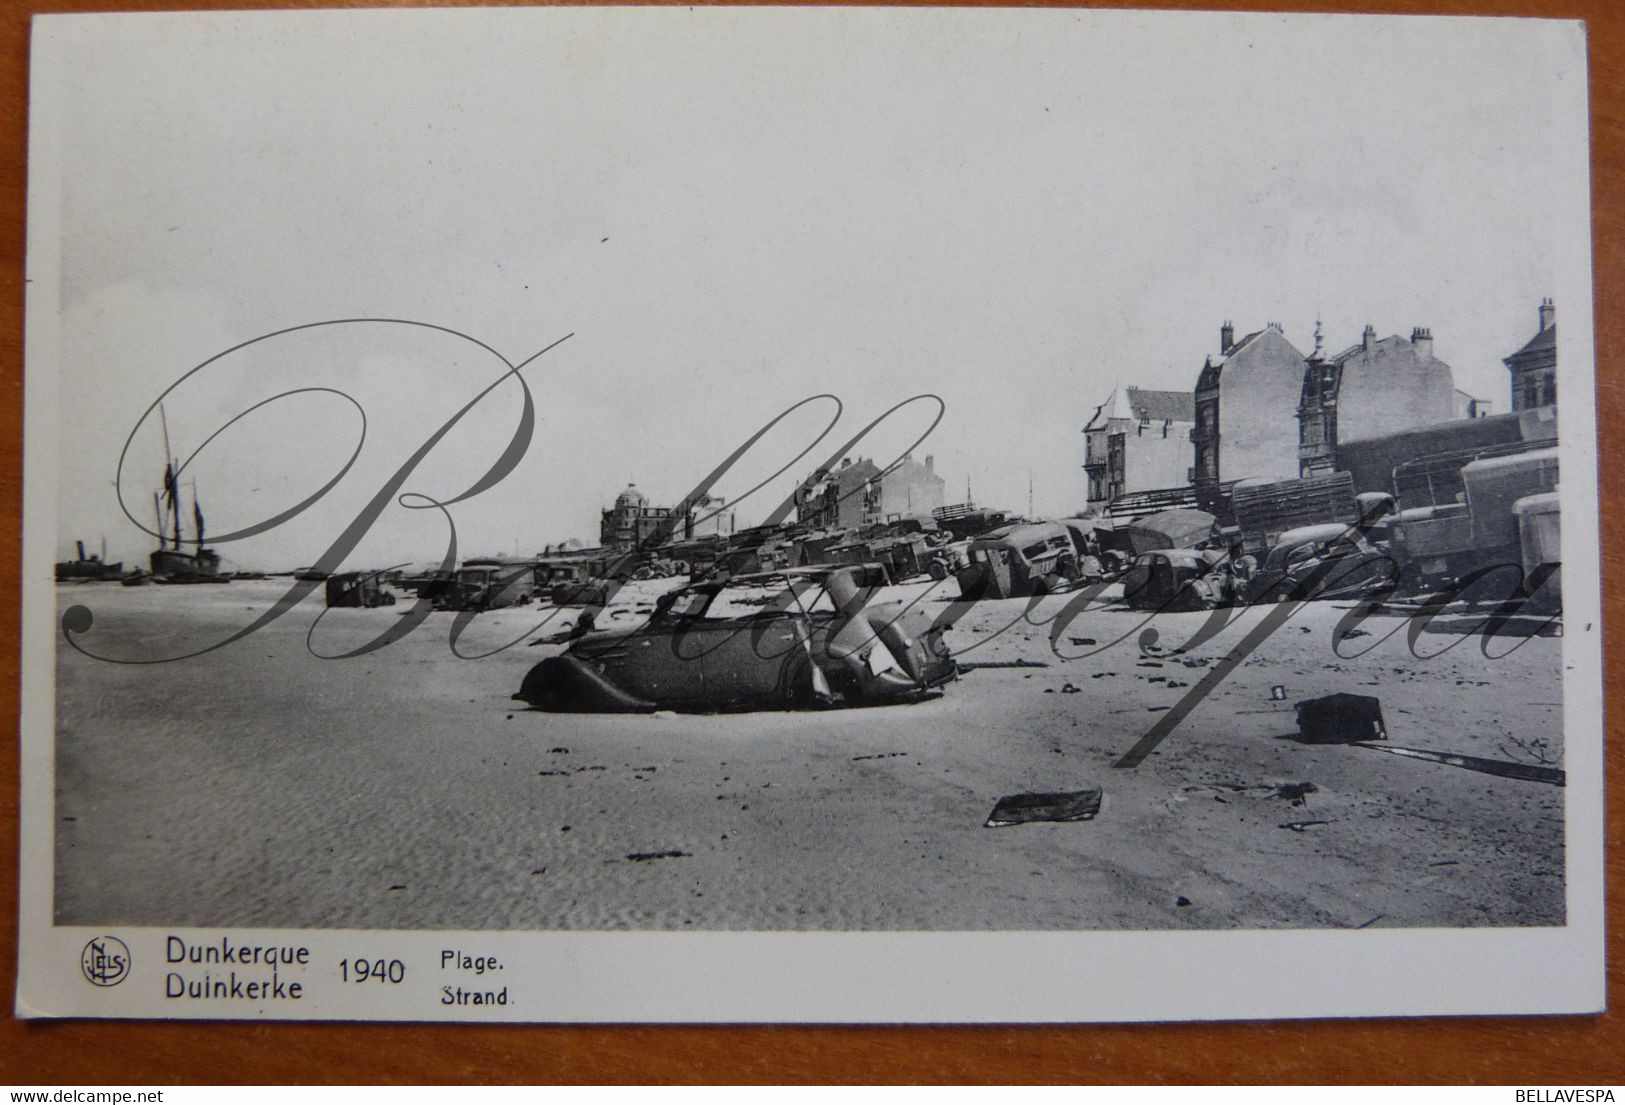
69,425 -> 1561,629
1108,447 -> 1561,614
59,431 -> 1560,717
328,436 -> 1561,623
508,440 -> 1561,714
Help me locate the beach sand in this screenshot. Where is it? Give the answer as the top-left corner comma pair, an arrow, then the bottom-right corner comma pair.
52,577 -> 1565,931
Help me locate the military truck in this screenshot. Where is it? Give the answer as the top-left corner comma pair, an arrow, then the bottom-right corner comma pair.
1389,447 -> 1559,595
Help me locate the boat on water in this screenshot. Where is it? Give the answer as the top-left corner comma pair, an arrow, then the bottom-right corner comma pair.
55,539 -> 124,582
148,411 -> 232,585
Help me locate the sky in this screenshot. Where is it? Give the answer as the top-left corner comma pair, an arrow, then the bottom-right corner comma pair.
33,6 -> 1589,571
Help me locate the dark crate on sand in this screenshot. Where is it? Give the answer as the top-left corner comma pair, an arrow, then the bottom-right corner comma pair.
985,789 -> 1103,828
1294,693 -> 1387,744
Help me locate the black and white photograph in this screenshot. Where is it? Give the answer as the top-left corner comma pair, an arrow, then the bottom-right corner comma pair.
17,6 -> 1604,1022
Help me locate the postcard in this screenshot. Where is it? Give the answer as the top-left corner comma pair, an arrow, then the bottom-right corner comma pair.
17,6 -> 1603,1022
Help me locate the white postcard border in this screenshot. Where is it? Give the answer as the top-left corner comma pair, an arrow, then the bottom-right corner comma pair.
14,7 -> 1607,1023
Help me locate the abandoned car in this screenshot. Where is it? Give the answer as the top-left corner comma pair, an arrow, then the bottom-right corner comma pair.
1119,548 -> 1233,611
1242,522 -> 1395,605
323,571 -> 398,609
436,559 -> 537,612
515,564 -> 957,712
955,521 -> 1083,599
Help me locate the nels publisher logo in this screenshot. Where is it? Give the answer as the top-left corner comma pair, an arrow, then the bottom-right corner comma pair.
80,935 -> 130,987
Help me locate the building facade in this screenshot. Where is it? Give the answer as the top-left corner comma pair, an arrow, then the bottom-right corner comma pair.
599,484 -> 676,551
684,494 -> 736,539
1298,323 -> 1464,476
795,458 -> 881,531
875,453 -> 946,519
599,486 -> 736,551
1505,298 -> 1557,412
1082,387 -> 1197,507
1193,321 -> 1308,489
795,454 -> 946,530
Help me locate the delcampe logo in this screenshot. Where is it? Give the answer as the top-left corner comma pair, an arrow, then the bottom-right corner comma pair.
80,936 -> 130,987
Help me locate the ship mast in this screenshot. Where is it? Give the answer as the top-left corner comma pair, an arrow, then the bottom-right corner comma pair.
190,479 -> 205,553
159,404 -> 181,548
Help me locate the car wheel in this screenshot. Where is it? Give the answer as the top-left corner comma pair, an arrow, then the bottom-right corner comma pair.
778,655 -> 821,709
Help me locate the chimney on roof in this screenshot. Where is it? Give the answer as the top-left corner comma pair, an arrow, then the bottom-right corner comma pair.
1220,320 -> 1234,354
1411,326 -> 1433,358
1362,324 -> 1376,352
1539,298 -> 1556,333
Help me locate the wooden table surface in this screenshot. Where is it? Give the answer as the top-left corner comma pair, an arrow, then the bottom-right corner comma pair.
1,0 -> 1620,1085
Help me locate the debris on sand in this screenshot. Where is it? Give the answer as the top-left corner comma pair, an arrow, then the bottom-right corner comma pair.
985,788 -> 1103,827
1270,685 -> 1287,701
1186,781 -> 1317,805
1356,744 -> 1565,786
1277,782 -> 1317,805
958,659 -> 1050,671
1294,693 -> 1386,743
627,850 -> 690,862
1279,820 -> 1331,832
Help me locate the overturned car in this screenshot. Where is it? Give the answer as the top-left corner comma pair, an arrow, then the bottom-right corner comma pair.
514,564 -> 957,712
